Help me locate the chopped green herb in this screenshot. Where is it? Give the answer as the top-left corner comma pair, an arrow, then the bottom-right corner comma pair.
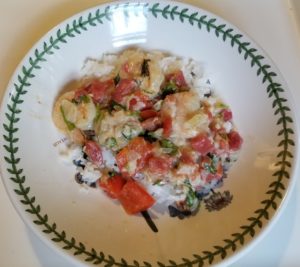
204,163 -> 217,174
186,189 -> 197,207
161,82 -> 178,99
129,110 -> 141,119
108,170 -> 118,177
114,73 -> 120,85
60,106 -> 76,131
141,59 -> 151,77
121,122 -> 142,141
94,104 -> 104,123
81,95 -> 90,103
215,102 -> 228,109
160,139 -> 178,155
71,98 -> 78,104
105,137 -> 117,148
72,94 -> 90,104
203,155 -> 219,174
140,131 -> 157,143
108,100 -> 125,113
153,179 -> 164,186
184,180 -> 198,208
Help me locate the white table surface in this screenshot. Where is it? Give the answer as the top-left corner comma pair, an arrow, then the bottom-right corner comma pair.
1,0 -> 300,266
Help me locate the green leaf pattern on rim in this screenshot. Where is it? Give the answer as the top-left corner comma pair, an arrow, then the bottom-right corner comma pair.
2,3 -> 294,266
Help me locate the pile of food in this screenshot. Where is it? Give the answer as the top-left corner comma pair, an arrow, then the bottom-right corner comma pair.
53,49 -> 242,218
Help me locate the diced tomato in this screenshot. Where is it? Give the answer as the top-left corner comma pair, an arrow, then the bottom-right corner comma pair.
180,148 -> 195,165
116,137 -> 153,177
222,109 -> 233,122
112,79 -> 137,103
228,131 -> 243,151
190,133 -> 214,155
147,155 -> 174,175
90,79 -> 114,104
141,117 -> 162,131
129,98 -> 138,109
140,109 -> 158,120
84,140 -> 103,167
218,137 -> 229,151
75,79 -> 114,104
166,70 -> 187,88
128,90 -> 152,111
129,137 -> 153,156
115,148 -> 130,175
162,115 -> 172,137
118,180 -> 155,214
99,175 -> 127,199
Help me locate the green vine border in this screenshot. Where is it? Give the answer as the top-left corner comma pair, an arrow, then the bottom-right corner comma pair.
2,2 -> 295,267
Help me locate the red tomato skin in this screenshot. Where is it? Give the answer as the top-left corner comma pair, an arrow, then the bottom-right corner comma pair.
84,140 -> 103,167
190,133 -> 214,155
166,70 -> 187,88
228,131 -> 243,151
141,117 -> 162,131
90,79 -> 114,104
75,79 -> 114,104
112,79 -> 137,103
222,109 -> 233,122
99,175 -> 127,199
118,180 -> 155,214
162,115 -> 172,137
129,98 -> 138,109
140,109 -> 158,120
147,155 -> 174,175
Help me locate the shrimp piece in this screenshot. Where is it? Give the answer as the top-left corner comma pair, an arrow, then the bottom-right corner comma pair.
161,91 -> 209,145
52,91 -> 75,132
52,91 -> 96,145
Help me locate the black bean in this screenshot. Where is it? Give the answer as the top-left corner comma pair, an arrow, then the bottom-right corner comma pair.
75,173 -> 84,184
168,205 -> 191,219
204,91 -> 212,98
141,59 -> 150,77
89,182 -> 97,188
73,159 -> 85,168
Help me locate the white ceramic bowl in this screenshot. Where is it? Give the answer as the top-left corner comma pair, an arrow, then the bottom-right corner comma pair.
0,1 -> 298,266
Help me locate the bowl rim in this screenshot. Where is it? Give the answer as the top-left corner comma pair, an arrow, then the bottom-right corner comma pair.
0,0 -> 299,266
